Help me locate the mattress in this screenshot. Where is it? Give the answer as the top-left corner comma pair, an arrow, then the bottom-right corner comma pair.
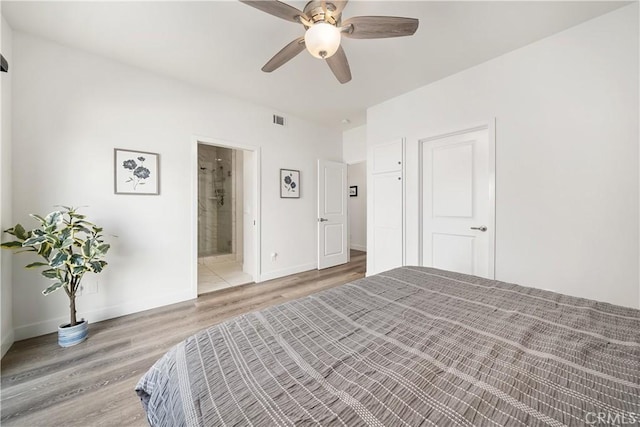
136,266 -> 640,426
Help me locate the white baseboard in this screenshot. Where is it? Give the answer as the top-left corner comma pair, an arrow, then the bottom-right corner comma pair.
13,290 -> 194,341
11,258 -> 356,341
350,244 -> 367,252
1,330 -> 14,358
259,262 -> 317,282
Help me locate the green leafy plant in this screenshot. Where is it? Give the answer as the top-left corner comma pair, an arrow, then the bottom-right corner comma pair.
1,206 -> 110,327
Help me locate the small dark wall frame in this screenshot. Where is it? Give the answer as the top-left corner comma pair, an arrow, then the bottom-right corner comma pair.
280,169 -> 300,198
1,54 -> 8,73
349,186 -> 358,197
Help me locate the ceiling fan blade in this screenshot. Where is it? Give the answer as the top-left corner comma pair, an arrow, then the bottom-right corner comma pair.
262,37 -> 306,72
342,16 -> 419,39
326,45 -> 351,84
240,0 -> 307,24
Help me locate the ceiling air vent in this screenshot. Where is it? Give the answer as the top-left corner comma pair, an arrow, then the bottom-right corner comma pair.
273,114 -> 285,126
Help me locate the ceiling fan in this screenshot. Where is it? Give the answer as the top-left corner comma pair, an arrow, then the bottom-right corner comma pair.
240,0 -> 419,84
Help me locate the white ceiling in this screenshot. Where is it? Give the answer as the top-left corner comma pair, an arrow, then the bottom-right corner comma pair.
1,1 -> 629,130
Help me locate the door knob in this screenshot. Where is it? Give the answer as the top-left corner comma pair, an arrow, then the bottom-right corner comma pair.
470,226 -> 487,232
318,218 -> 328,222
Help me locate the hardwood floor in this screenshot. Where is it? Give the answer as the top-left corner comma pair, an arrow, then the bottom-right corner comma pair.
1,250 -> 366,426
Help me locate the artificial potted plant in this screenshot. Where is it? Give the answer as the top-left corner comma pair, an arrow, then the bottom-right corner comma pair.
1,206 -> 110,347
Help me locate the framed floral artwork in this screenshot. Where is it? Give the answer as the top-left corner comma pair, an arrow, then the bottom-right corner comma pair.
114,148 -> 160,195
280,169 -> 300,198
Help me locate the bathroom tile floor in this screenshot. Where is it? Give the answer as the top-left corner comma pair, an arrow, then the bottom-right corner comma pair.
198,258 -> 253,295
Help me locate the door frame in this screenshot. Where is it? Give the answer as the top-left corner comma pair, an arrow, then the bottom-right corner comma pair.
417,120 -> 496,278
190,135 -> 262,298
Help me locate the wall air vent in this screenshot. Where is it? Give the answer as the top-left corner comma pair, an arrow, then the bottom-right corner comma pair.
273,114 -> 285,126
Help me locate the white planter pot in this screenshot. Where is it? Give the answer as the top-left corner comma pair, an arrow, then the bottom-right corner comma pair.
58,319 -> 88,347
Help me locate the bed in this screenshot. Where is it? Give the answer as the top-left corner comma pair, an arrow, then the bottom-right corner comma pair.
135,266 -> 640,426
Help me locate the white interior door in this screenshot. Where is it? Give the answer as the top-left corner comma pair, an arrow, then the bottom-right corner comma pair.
372,171 -> 403,274
421,126 -> 495,278
318,160 -> 348,269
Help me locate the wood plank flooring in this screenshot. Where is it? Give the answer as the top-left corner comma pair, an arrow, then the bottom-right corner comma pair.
1,250 -> 366,426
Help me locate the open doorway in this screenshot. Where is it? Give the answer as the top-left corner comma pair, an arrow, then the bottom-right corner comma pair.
195,140 -> 260,295
347,161 -> 367,253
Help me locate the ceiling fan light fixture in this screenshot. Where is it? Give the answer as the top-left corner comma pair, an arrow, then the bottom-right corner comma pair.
304,22 -> 341,59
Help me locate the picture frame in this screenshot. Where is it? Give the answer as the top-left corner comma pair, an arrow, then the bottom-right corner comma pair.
280,169 -> 300,198
349,186 -> 358,197
114,148 -> 160,195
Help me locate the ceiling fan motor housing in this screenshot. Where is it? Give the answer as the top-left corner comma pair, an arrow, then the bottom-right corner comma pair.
303,1 -> 340,26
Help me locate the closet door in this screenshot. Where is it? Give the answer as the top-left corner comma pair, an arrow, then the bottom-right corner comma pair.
372,141 -> 402,173
369,139 -> 404,275
372,171 -> 403,274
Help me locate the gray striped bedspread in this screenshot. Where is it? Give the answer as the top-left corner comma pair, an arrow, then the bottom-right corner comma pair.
135,267 -> 640,426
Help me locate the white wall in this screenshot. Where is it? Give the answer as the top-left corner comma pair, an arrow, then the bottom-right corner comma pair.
1,16 -> 14,357
343,125 -> 366,164
11,32 -> 342,339
367,4 -> 639,308
348,162 -> 366,252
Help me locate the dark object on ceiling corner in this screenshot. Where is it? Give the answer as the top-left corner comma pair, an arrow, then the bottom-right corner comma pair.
1,54 -> 8,73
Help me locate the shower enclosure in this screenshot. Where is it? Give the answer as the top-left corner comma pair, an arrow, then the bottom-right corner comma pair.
198,144 -> 242,259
